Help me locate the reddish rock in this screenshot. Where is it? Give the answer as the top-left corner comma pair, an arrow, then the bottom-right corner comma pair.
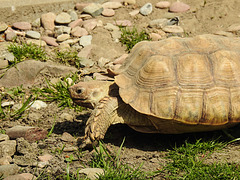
38,154 -> 53,162
68,19 -> 83,28
75,3 -> 89,12
71,26 -> 88,37
6,126 -> 48,142
82,19 -> 97,32
169,2 -> 190,13
41,12 -> 56,31
102,9 -> 115,17
12,22 -> 31,30
156,1 -> 171,9
114,20 -> 132,26
41,36 -> 59,46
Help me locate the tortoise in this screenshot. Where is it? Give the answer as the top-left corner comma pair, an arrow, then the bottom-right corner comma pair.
69,34 -> 240,147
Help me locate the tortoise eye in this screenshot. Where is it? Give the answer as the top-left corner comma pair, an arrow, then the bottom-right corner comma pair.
76,88 -> 83,94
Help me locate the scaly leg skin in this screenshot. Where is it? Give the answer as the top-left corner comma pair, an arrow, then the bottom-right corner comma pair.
80,96 -> 120,149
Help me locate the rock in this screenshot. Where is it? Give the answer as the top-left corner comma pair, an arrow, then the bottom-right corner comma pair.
38,154 -> 53,162
61,132 -> 75,142
63,145 -> 78,152
97,20 -> 103,27
111,30 -> 122,41
80,58 -> 94,67
97,57 -> 110,68
41,36 -> 58,46
0,164 -> 19,178
150,33 -> 162,41
113,54 -> 128,64
12,22 -> 31,30
102,2 -> 122,9
149,18 -> 168,28
0,60 -> 9,69
32,18 -> 41,27
77,45 -> 92,58
1,101 -> 14,107
26,39 -> 46,47
129,9 -> 139,16
26,31 -> 40,39
104,23 -> 119,31
55,26 -> 71,35
57,34 -> 70,42
93,72 -> 114,81
79,35 -> 92,47
75,3 -> 89,12
0,140 -> 16,157
83,3 -> 103,17
5,31 -> 17,41
4,53 -> 15,62
169,2 -> 190,13
60,113 -> 73,121
0,22 -> 8,32
124,0 -> 136,5
62,38 -> 80,45
0,60 -> 77,87
162,25 -> 184,33
82,19 -> 97,32
30,100 -> 47,109
79,168 -> 104,180
6,126 -> 48,142
0,134 -> 9,142
102,9 -> 115,17
114,20 -> 132,26
41,12 -> 56,31
4,173 -> 36,180
68,19 -> 83,28
68,10 -> 78,21
0,156 -> 12,165
140,3 -> 153,16
55,12 -> 72,24
155,1 -> 171,9
71,27 -> 88,37
227,24 -> 240,32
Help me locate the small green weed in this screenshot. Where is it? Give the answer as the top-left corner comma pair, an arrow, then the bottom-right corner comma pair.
90,140 -> 151,179
55,50 -> 82,68
160,139 -> 240,179
32,73 -> 83,111
8,42 -> 47,65
119,27 -> 151,52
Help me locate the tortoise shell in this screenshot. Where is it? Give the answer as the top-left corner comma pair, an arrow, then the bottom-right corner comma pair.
115,34 -> 240,133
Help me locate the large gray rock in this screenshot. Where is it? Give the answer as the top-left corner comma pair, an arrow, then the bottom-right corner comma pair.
0,60 -> 78,87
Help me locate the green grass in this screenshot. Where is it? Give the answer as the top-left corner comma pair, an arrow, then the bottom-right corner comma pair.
89,140 -> 151,180
119,27 -> 151,52
55,50 -> 83,68
8,42 -> 47,65
159,139 -> 240,179
31,73 -> 83,111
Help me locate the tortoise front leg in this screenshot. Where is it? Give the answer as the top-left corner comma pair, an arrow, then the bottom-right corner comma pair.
80,96 -> 121,148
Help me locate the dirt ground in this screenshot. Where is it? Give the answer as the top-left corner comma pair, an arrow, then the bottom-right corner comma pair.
1,0 -> 240,179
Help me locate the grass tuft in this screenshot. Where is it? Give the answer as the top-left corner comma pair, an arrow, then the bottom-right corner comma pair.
119,27 -> 151,52
55,50 -> 82,68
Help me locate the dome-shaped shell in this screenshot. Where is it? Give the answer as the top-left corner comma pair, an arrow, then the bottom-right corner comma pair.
115,34 -> 240,126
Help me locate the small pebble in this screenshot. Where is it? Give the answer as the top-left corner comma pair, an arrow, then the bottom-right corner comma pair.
32,18 -> 41,27
102,2 -> 122,9
57,34 -> 70,42
79,35 -> 92,47
1,101 -> 14,107
26,39 -> 47,46
61,132 -> 75,142
83,3 -> 103,17
12,22 -> 31,30
38,154 -> 53,162
149,33 -> 162,41
75,3 -> 89,12
129,9 -> 139,16
114,20 -> 132,26
30,100 -> 47,109
41,12 -> 56,31
155,1 -> 171,9
102,8 -> 115,17
79,168 -> 104,180
68,10 -> 78,21
82,19 -> 97,32
41,36 -> 59,46
71,27 -> 88,37
26,31 -> 41,39
0,60 -> 9,69
68,19 -> 83,28
124,0 -> 136,5
0,22 -> 8,32
77,45 -> 92,58
169,2 -> 190,13
140,3 -> 153,16
55,26 -> 71,35
55,12 -> 72,24
4,53 -> 15,62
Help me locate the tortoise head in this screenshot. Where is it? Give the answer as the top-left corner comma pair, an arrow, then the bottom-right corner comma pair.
69,80 -> 115,109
